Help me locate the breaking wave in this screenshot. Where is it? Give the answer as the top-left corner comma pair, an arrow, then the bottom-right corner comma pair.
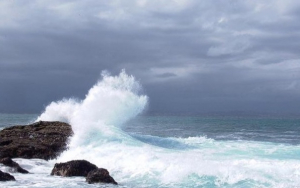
34,70 -> 300,187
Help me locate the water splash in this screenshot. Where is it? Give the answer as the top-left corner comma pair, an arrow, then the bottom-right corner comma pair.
34,70 -> 300,187
37,70 -> 148,144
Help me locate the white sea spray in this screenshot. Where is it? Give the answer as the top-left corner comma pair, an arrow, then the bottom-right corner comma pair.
2,71 -> 297,187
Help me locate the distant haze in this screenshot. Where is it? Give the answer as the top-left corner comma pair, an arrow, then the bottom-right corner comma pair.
0,0 -> 300,115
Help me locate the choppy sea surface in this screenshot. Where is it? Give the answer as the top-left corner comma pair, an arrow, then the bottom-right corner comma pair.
1,114 -> 300,188
1,71 -> 300,188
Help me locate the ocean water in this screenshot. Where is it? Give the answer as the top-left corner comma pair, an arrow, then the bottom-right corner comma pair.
1,71 -> 300,188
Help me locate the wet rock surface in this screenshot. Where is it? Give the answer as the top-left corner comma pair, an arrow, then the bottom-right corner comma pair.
51,160 -> 118,185
51,160 -> 98,177
0,121 -> 118,185
0,170 -> 15,181
0,157 -> 29,174
0,121 -> 73,160
86,168 -> 118,185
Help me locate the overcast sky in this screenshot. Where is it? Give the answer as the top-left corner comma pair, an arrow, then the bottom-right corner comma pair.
1,0 -> 300,115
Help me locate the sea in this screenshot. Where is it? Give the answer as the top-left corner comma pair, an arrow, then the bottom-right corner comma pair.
1,71 -> 300,188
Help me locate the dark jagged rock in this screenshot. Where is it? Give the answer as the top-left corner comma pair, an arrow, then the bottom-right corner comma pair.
0,157 -> 29,174
0,121 -> 73,160
0,170 -> 15,181
86,168 -> 118,185
51,160 -> 98,177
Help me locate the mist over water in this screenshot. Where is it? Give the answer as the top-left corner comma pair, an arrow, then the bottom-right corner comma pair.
1,70 -> 300,187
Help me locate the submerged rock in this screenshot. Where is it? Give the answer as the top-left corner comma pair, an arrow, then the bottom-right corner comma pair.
0,170 -> 15,181
0,157 -> 29,174
50,160 -> 98,177
86,168 -> 118,185
0,121 -> 73,160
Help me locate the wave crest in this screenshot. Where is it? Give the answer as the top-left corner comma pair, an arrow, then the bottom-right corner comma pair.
37,70 -> 148,144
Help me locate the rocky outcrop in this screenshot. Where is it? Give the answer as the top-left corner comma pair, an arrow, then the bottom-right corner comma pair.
0,157 -> 29,174
0,121 -> 73,160
51,160 -> 118,185
86,168 -> 118,185
50,160 -> 98,177
0,170 -> 15,181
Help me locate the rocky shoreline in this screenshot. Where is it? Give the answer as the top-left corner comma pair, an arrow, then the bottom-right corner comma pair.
0,121 -> 118,185
0,121 -> 73,160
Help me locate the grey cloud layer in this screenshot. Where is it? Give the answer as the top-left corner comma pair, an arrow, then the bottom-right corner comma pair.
0,0 -> 300,114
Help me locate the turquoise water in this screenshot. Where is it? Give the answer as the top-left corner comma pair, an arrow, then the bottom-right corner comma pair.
2,114 -> 300,145
1,72 -> 300,187
1,114 -> 300,187
0,114 -> 37,128
125,115 -> 300,144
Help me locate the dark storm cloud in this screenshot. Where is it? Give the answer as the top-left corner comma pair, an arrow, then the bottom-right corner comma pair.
0,0 -> 300,114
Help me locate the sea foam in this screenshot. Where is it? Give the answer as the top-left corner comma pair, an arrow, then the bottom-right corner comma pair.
37,70 -> 148,145
32,70 -> 300,188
